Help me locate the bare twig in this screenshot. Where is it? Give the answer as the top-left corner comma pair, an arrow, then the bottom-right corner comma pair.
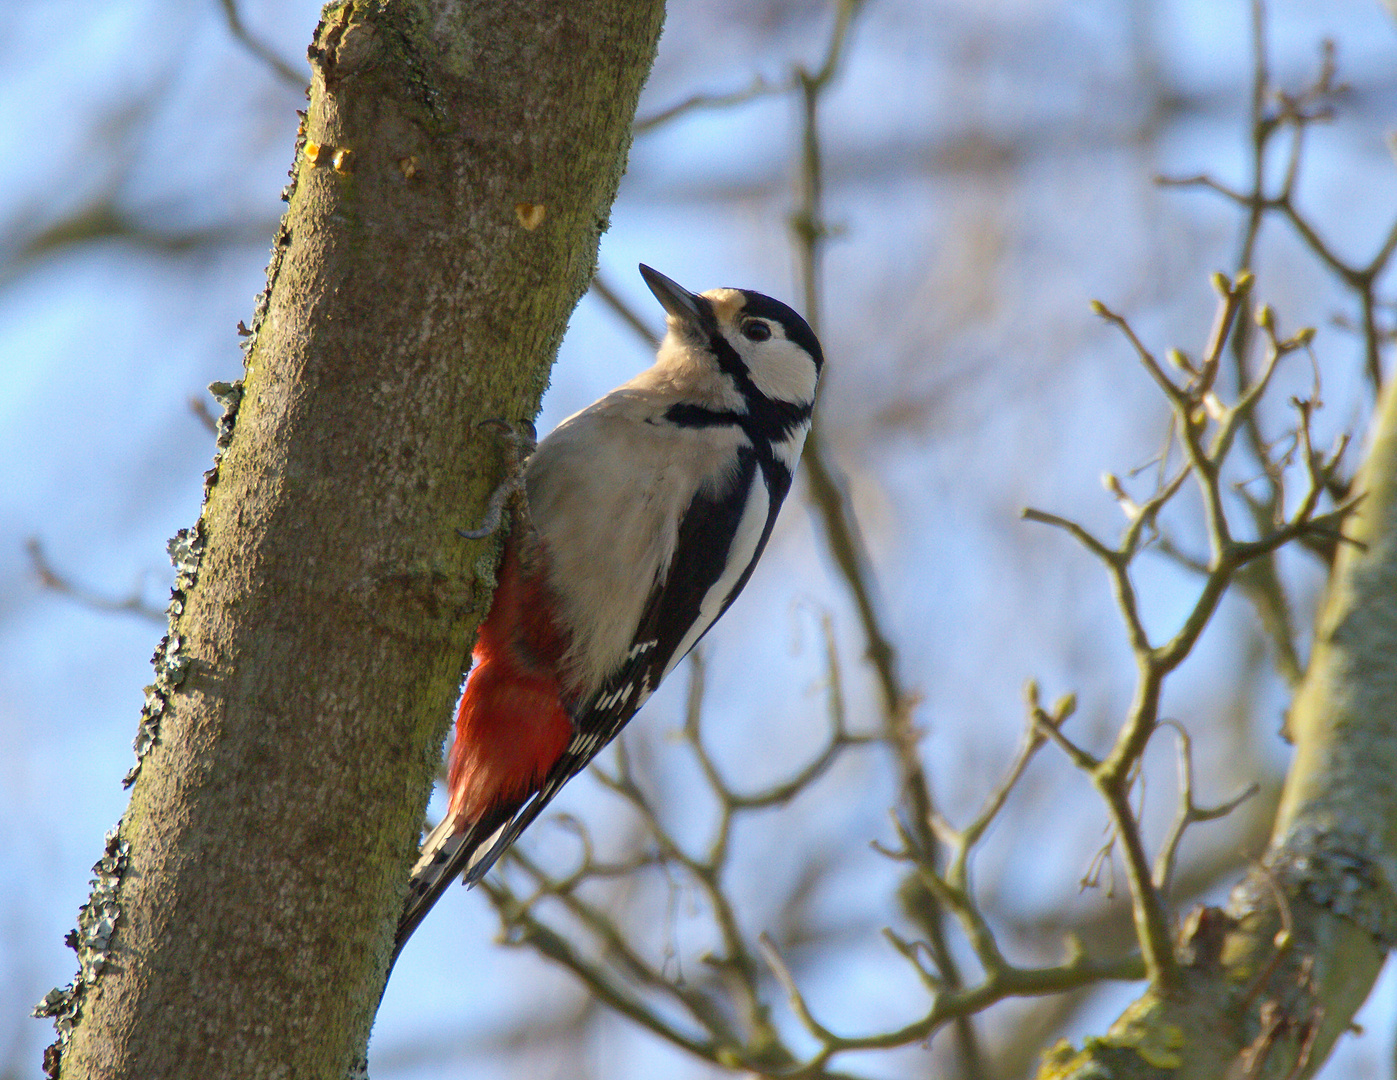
634,75 -> 780,134
1159,11 -> 1393,395
188,396 -> 220,435
1021,269 -> 1359,993
26,538 -> 164,623
589,274 -> 660,351
482,877 -> 723,1061
1152,720 -> 1260,897
218,0 -> 306,90
783,3 -> 988,1076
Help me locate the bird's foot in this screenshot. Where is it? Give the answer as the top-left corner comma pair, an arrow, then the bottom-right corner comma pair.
458,419 -> 537,541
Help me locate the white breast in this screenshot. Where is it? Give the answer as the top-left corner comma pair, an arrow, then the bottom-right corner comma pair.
525,396 -> 750,694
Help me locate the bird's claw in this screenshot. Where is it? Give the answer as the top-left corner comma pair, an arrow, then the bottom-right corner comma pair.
458,418 -> 537,541
475,417 -> 537,456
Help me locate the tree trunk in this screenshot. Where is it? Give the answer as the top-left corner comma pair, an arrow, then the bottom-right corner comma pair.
43,1 -> 665,1075
1038,371 -> 1397,1076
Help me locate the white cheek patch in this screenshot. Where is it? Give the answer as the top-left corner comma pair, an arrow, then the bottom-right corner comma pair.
745,338 -> 819,406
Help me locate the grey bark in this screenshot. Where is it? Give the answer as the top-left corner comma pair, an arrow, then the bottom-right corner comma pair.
45,1 -> 666,1076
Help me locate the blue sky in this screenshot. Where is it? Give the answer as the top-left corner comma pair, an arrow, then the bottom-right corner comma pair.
3,1 -> 1396,1077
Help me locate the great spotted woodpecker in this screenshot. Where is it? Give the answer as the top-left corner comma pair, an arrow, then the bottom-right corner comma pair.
394,265 -> 823,956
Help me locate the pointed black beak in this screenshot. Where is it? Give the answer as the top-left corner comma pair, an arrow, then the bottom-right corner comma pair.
639,264 -> 706,326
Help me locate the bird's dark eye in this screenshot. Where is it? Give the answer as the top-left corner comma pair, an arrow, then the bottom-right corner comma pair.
742,320 -> 772,342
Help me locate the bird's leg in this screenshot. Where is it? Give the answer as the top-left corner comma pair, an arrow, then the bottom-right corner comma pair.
459,418 -> 538,541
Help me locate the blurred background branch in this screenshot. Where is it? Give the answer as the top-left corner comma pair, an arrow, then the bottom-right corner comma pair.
218,0 -> 307,90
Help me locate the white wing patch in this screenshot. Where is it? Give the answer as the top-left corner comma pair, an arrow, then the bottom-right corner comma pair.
595,682 -> 635,711
662,472 -> 773,683
409,816 -> 463,881
771,426 -> 811,475
566,728 -> 609,762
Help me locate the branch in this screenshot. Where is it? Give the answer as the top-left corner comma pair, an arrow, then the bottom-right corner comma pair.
218,0 -> 306,90
589,273 -> 659,351
25,538 -> 165,623
1039,286 -> 1397,1078
633,75 -> 781,134
483,878 -> 723,1061
1152,720 -> 1260,898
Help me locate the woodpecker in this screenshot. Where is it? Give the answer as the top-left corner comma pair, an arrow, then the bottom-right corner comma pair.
395,264 -> 823,957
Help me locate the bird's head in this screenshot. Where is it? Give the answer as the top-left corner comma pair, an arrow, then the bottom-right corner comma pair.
639,264 -> 823,414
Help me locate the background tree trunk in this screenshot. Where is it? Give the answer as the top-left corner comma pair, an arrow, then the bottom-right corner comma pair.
51,0 -> 665,1075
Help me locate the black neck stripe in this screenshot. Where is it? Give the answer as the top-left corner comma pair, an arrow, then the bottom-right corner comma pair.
664,401 -> 812,442
662,403 -> 798,501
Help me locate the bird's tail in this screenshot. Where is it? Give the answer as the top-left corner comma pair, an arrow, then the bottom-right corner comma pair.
391,806 -> 521,963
